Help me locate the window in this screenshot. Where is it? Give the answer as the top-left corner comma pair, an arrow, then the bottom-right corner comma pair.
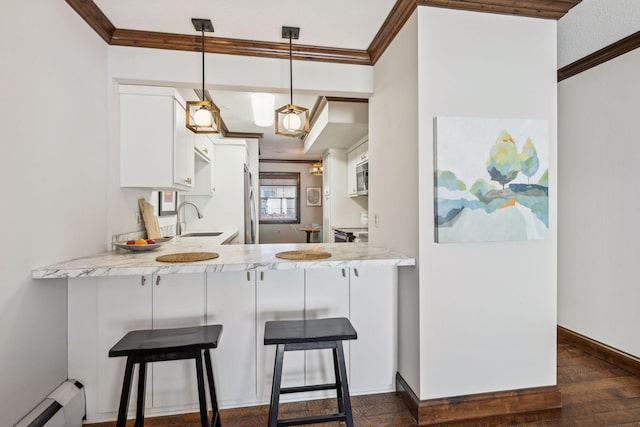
259,172 -> 300,224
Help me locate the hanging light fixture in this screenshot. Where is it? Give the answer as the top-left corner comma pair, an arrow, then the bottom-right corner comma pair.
275,26 -> 309,138
186,18 -> 221,134
309,162 -> 323,176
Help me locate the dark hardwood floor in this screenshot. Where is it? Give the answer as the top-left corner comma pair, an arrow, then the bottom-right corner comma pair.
89,335 -> 640,426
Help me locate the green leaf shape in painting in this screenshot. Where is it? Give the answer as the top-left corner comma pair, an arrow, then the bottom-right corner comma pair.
486,130 -> 521,189
435,170 -> 466,191
519,138 -> 540,184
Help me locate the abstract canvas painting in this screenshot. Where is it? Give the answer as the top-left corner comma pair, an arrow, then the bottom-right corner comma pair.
434,116 -> 549,243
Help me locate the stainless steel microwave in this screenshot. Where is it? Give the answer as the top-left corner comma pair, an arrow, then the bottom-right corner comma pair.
356,161 -> 368,195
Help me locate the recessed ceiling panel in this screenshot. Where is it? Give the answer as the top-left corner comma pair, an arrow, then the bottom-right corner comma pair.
94,0 -> 397,50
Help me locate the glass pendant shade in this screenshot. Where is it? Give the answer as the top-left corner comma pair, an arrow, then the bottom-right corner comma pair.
186,100 -> 221,134
309,162 -> 323,176
275,103 -> 309,137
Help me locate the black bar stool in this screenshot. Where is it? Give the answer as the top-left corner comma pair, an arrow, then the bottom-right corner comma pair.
264,317 -> 357,427
109,324 -> 223,427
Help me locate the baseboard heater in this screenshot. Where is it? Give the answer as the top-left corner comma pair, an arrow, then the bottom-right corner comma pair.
14,380 -> 85,427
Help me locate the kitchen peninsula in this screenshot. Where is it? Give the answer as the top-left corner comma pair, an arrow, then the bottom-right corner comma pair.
33,236 -> 414,422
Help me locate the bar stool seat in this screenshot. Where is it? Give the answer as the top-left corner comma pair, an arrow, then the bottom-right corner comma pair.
109,324 -> 222,427
264,317 -> 357,427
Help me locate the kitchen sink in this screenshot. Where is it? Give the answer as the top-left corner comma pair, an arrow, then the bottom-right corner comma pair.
181,232 -> 223,237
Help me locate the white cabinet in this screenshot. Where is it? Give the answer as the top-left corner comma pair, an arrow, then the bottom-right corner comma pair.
346,138 -> 368,197
68,265 -> 397,421
192,136 -> 216,195
96,276 -> 152,414
151,273 -> 206,409
304,268 -> 351,398
206,271 -> 257,406
349,266 -> 397,393
256,269 -> 305,402
347,149 -> 358,196
120,85 -> 194,191
194,134 -> 213,162
71,273 -> 206,420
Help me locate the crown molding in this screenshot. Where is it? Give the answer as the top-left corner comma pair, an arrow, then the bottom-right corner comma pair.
558,31 -> 640,82
65,0 -> 115,43
417,0 -> 581,20
110,29 -> 371,65
67,0 -> 581,68
368,0 -> 417,65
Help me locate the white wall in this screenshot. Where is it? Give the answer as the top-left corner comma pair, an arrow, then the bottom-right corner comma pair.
369,12 -> 421,395
558,0 -> 640,67
558,49 -> 640,355
0,1 -> 109,425
258,162 -> 323,244
417,7 -> 557,398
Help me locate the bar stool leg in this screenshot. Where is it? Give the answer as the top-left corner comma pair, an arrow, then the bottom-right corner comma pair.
195,351 -> 209,427
134,361 -> 147,427
116,356 -> 135,427
268,344 -> 286,427
204,349 -> 221,427
332,345 -> 345,413
335,342 -> 354,427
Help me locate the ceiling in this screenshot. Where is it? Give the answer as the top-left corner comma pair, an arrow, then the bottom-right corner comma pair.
93,0 -> 397,50
74,0 -> 582,160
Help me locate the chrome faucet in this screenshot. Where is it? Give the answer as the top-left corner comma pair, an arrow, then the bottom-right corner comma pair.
176,201 -> 203,236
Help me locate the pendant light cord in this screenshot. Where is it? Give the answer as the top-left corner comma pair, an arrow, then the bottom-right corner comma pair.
201,29 -> 205,101
289,34 -> 293,106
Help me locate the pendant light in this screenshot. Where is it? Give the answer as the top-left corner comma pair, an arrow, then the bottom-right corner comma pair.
275,26 -> 309,138
186,18 -> 221,134
309,162 -> 323,176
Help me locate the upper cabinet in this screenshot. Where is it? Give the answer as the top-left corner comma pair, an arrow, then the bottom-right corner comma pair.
191,134 -> 216,196
120,85 -> 194,191
347,137 -> 368,197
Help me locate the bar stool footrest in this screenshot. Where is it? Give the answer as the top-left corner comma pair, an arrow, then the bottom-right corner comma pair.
280,383 -> 337,394
277,413 -> 346,426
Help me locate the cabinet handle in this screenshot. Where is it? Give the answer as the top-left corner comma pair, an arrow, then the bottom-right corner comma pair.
212,187 -> 215,192
141,276 -> 146,286
203,147 -> 209,154
260,271 -> 264,281
246,272 -> 251,282
341,268 -> 346,278
354,268 -> 359,278
185,177 -> 192,184
155,276 -> 161,286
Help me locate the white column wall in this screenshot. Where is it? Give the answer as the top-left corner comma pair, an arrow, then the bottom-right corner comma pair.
558,49 -> 640,355
0,1 -> 109,425
417,7 -> 558,399
369,12 -> 421,395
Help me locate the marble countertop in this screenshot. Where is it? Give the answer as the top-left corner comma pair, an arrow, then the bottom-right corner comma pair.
32,231 -> 415,279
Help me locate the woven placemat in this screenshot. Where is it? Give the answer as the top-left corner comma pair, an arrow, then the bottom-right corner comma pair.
275,250 -> 332,260
156,252 -> 219,263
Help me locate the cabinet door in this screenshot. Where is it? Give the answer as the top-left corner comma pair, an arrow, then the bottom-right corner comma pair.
207,271 -> 256,406
347,149 -> 357,196
97,275 -> 152,414
349,266 -> 397,394
173,101 -> 195,189
304,268 -> 350,398
256,269 -> 305,402
151,273 -> 205,409
192,137 -> 215,196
